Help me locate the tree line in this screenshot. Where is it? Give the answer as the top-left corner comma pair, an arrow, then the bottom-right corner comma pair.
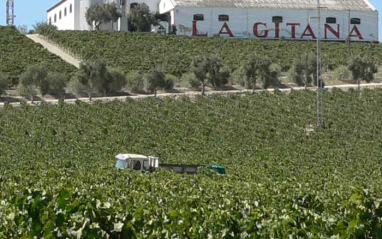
0,52 -> 378,102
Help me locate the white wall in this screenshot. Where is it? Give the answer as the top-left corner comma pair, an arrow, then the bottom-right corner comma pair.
47,0 -> 76,30
174,7 -> 379,42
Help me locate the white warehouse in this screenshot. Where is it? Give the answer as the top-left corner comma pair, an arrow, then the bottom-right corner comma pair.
47,0 -> 378,42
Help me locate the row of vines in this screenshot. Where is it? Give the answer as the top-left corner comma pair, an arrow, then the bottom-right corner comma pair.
42,30 -> 382,76
0,26 -> 75,84
1,89 -> 382,237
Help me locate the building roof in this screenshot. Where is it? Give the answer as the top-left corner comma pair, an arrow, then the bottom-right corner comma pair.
173,0 -> 377,11
47,0 -> 67,13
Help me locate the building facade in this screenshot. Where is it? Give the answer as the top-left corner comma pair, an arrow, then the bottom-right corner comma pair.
47,0 -> 378,42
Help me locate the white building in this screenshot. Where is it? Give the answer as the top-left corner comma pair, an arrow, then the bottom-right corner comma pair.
47,0 -> 378,42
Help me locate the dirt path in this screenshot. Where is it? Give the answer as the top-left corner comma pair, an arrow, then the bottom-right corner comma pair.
26,34 -> 81,69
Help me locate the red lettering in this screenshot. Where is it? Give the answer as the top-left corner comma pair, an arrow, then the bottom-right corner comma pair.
349,25 -> 363,40
301,24 -> 316,39
253,22 -> 268,38
286,23 -> 300,38
218,22 -> 234,37
192,20 -> 207,37
274,22 -> 280,38
325,24 -> 340,39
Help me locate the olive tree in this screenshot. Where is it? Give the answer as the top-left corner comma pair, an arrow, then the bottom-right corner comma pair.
348,54 -> 378,90
128,3 -> 156,32
190,56 -> 208,95
86,3 -> 121,30
291,52 -> 317,89
78,60 -> 108,100
243,55 -> 272,92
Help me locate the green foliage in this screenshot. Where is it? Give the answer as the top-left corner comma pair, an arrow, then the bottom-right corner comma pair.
243,55 -> 272,91
107,68 -> 127,94
0,74 -> 9,96
16,83 -> 37,102
86,3 -> 121,30
144,68 -> 168,96
333,65 -> 352,82
287,66 -> 304,86
1,90 -> 382,237
33,21 -> 58,36
291,52 -> 317,88
182,72 -> 200,88
46,72 -> 67,96
128,3 -> 156,32
0,26 -> 74,85
19,64 -> 49,95
126,71 -> 144,93
348,55 -> 378,86
77,60 -> 109,99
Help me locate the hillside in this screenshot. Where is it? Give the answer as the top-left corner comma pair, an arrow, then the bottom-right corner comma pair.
0,26 -> 75,84
41,30 -> 382,76
1,90 -> 382,237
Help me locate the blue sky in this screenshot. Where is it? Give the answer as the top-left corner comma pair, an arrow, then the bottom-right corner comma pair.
1,0 -> 382,39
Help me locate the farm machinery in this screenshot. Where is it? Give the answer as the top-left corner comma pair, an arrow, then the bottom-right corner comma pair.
115,154 -> 225,174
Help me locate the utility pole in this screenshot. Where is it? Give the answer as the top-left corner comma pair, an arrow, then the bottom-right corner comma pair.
6,0 -> 15,25
316,0 -> 324,128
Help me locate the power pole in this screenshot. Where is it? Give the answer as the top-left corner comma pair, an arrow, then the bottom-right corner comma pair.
6,0 -> 15,26
316,0 -> 324,128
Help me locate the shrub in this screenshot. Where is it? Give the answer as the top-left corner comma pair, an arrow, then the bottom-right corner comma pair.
126,71 -> 144,93
262,63 -> 282,89
287,66 -> 304,86
182,72 -> 200,88
107,68 -> 126,93
46,72 -> 67,96
333,65 -> 352,82
0,74 -> 9,96
17,83 -> 37,102
19,64 -> 49,96
68,73 -> 87,97
33,22 -> 58,37
144,68 -> 166,97
164,78 -> 174,91
232,67 -> 246,87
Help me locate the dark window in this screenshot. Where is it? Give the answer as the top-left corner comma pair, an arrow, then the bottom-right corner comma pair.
59,11 -> 62,19
64,8 -> 67,16
351,18 -> 361,24
193,14 -> 204,21
218,14 -> 229,21
54,14 -> 57,23
49,17 -> 52,25
70,4 -> 73,13
272,16 -> 283,23
326,17 -> 336,24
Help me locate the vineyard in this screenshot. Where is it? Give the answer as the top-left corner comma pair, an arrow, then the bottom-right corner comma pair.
41,31 -> 382,76
0,26 -> 75,84
1,90 -> 382,238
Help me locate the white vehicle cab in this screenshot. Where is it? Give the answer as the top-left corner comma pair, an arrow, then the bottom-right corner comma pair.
115,154 -> 159,172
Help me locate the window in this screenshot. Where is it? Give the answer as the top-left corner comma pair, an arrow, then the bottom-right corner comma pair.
70,4 -> 73,13
59,11 -> 62,19
54,14 -> 57,23
272,16 -> 283,23
64,8 -> 67,16
351,18 -> 361,24
218,14 -> 229,21
193,14 -> 204,21
49,17 -> 52,25
326,17 -> 336,24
